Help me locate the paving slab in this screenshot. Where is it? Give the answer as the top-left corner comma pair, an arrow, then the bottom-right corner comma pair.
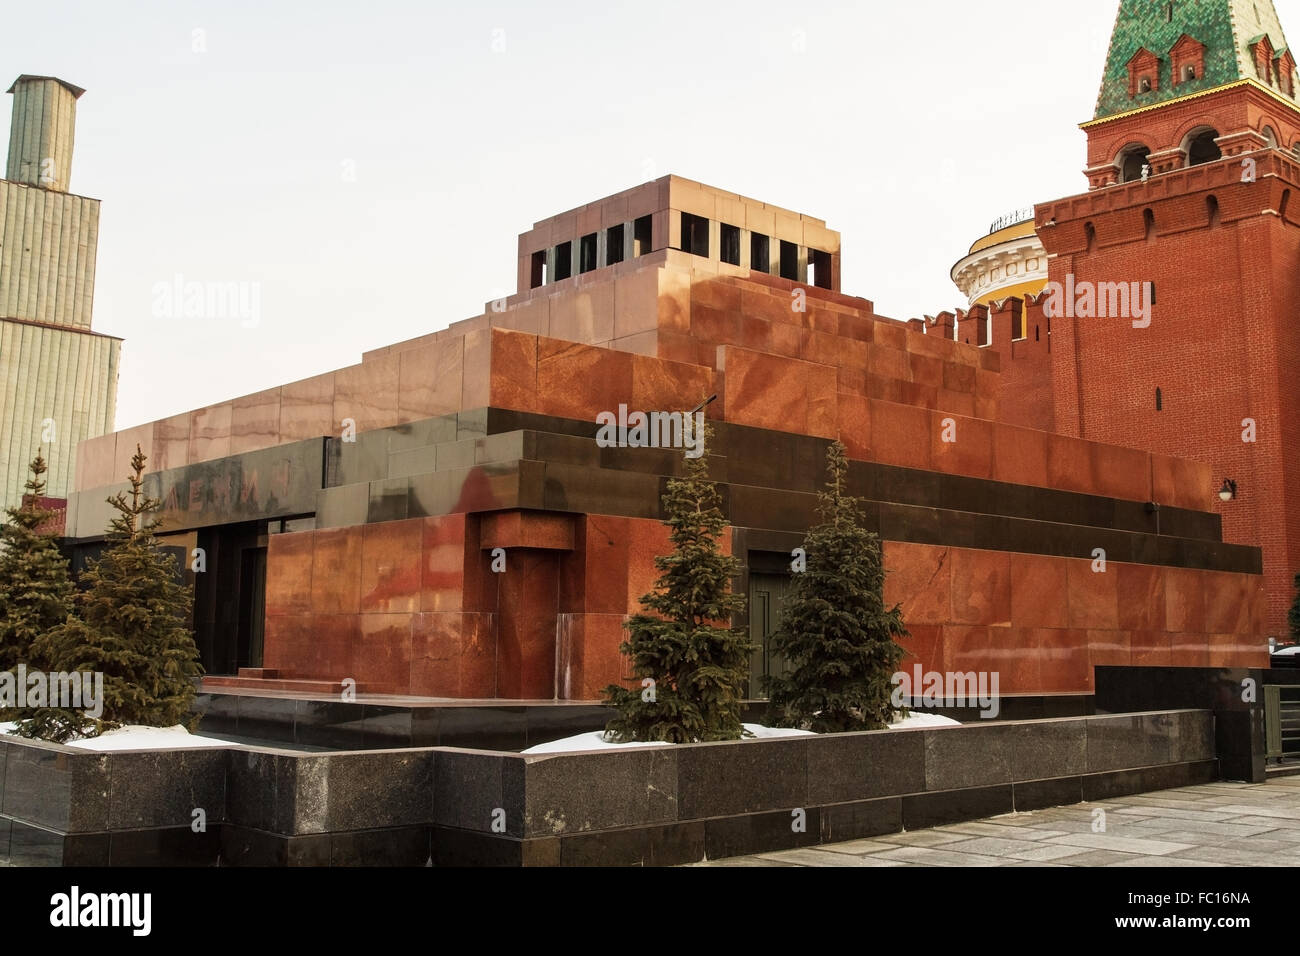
1105,856 -> 1229,867
1110,805 -> 1241,823
940,837 -> 1087,862
1111,818 -> 1277,838
934,821 -> 1068,840
1227,818 -> 1300,837
869,845 -> 1012,867
824,830 -> 966,850
1168,844 -> 1300,866
1042,832 -> 1195,855
697,778 -> 1300,867
754,848 -> 909,867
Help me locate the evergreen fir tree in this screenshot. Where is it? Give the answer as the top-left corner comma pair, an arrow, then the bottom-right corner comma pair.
765,440 -> 908,733
0,453 -> 75,721
17,445 -> 202,742
603,421 -> 752,743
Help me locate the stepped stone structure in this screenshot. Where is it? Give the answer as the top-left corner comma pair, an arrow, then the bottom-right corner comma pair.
69,174 -> 1268,698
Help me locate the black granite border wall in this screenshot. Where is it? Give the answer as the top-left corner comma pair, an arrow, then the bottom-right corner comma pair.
1094,665 -> 1300,782
0,708 -> 1216,867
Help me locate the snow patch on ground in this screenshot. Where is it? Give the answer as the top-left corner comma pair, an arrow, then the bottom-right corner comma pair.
65,725 -> 234,751
522,715 -> 960,753
888,712 -> 961,729
522,722 -> 813,754
0,722 -> 234,750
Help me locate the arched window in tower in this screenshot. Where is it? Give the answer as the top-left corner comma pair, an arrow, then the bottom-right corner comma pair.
1127,48 -> 1161,97
1169,34 -> 1206,87
1278,51 -> 1297,96
1085,222 -> 1096,252
1119,145 -> 1151,183
1206,195 -> 1220,226
1281,189 -> 1291,222
1251,35 -> 1276,84
1186,128 -> 1222,166
1144,208 -> 1156,242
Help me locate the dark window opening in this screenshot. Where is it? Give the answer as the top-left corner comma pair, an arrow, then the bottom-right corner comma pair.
681,212 -> 710,257
1034,324 -> 1040,342
1144,208 -> 1156,241
1120,147 -> 1150,183
1206,195 -> 1220,226
720,223 -> 741,265
1148,282 -> 1156,305
1187,129 -> 1222,166
633,215 -> 652,257
1281,189 -> 1291,221
1085,222 -> 1096,252
606,224 -> 625,266
1156,387 -> 1163,411
1140,76 -> 1152,93
779,240 -> 799,280
810,248 -> 833,289
750,232 -> 770,272
530,250 -> 545,289
579,233 -> 598,273
553,241 -> 572,282
1012,302 -> 1026,340
1182,65 -> 1196,82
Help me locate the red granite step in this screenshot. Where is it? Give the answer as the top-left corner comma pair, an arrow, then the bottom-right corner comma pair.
236,668 -> 280,679
203,675 -> 354,695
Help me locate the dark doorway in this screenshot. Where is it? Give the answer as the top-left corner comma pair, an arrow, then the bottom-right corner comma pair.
192,520 -> 268,675
748,571 -> 793,698
237,547 -> 268,668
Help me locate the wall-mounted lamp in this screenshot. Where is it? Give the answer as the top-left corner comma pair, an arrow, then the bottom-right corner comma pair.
1218,478 -> 1237,502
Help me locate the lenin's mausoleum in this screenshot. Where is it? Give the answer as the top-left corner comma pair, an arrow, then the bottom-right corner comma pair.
61,0 -> 1300,705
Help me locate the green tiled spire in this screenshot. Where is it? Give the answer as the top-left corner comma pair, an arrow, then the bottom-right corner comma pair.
1095,0 -> 1295,119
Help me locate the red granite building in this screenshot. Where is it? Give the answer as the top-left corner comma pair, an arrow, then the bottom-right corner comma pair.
67,174 -> 1268,701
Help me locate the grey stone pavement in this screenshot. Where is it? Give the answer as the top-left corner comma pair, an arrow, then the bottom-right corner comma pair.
699,775 -> 1300,866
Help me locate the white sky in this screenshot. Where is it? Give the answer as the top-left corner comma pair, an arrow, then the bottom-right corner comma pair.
4,0 -> 1293,431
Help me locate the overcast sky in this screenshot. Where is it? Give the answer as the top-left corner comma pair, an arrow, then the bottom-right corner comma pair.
4,0 -> 1295,430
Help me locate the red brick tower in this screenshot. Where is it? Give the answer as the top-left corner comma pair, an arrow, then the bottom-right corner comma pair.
1037,0 -> 1300,636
